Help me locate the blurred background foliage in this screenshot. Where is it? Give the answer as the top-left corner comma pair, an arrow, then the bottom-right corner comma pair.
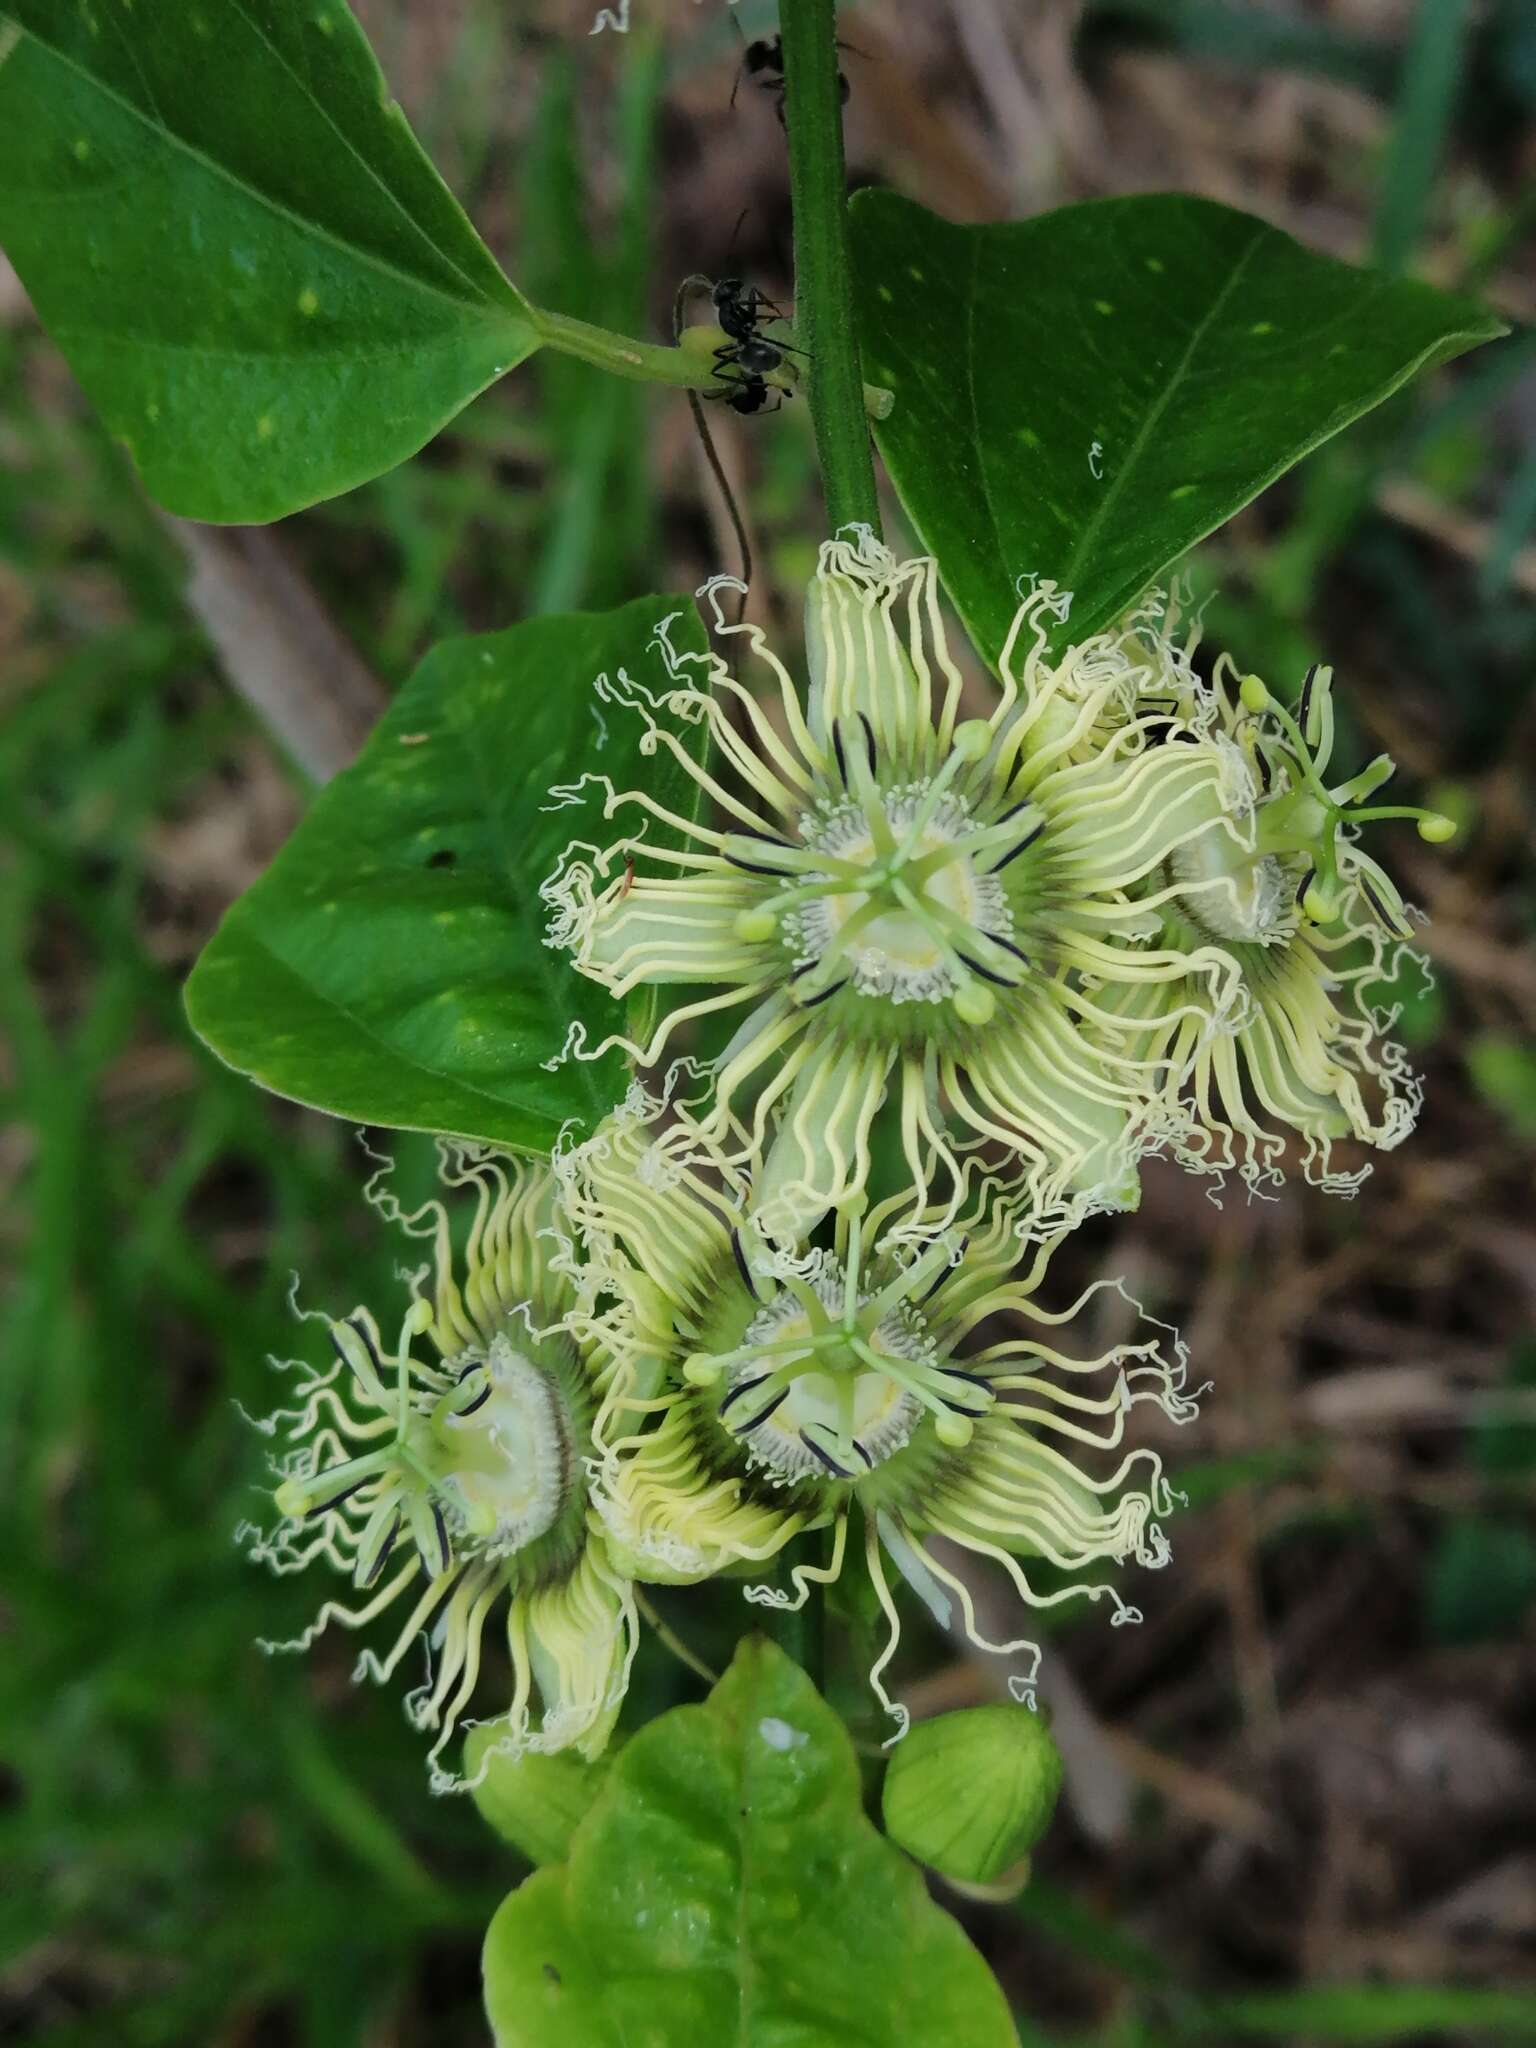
2,2 -> 1534,2043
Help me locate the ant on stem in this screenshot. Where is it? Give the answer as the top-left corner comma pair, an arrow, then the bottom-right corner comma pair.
730,33 -> 856,126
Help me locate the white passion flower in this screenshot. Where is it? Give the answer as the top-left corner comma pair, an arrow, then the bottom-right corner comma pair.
243,1146 -> 637,1791
560,1101 -> 1200,1739
543,534 -> 1238,1242
1105,658 -> 1456,1195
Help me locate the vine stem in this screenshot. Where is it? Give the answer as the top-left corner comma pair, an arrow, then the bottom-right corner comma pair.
778,0 -> 883,538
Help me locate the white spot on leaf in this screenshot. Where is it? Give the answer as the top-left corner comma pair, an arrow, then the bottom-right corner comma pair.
758,1716 -> 807,1752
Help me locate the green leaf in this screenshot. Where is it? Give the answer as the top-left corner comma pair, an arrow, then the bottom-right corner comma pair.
482,1638 -> 1019,2048
186,595 -> 706,1153
465,1728 -> 614,1868
0,0 -> 536,521
850,191 -> 1505,664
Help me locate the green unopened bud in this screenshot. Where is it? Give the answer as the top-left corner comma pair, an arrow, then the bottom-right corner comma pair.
464,1723 -> 615,1865
882,1702 -> 1063,1888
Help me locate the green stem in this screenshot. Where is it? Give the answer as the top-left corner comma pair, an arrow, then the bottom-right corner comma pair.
778,0 -> 883,537
529,304 -> 723,391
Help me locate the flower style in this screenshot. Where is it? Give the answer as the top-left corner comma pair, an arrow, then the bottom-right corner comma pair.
544,534 -> 1242,1242
1103,657 -> 1454,1195
561,1101 -> 1200,1737
243,1146 -> 637,1790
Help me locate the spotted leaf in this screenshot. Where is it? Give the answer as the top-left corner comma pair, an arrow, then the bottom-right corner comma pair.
482,1637 -> 1019,2048
851,191 -> 1504,664
185,596 -> 708,1153
0,0 -> 536,520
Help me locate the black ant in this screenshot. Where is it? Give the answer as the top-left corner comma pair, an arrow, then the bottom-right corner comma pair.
691,275 -> 806,415
730,34 -> 854,126
671,270 -> 804,620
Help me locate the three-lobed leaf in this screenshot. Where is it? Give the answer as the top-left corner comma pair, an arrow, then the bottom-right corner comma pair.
185,595 -> 706,1154
0,0 -> 536,520
482,1638 -> 1020,2048
850,190 -> 1505,665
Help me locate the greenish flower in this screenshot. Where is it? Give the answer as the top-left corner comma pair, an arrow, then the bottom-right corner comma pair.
561,1102 -> 1199,1739
1106,657 -> 1454,1194
543,536 -> 1239,1242
243,1147 -> 636,1790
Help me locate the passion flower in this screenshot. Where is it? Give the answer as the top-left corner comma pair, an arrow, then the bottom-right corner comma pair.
243,1146 -> 637,1790
1109,658 -> 1454,1194
563,1102 -> 1199,1739
543,535 -> 1239,1242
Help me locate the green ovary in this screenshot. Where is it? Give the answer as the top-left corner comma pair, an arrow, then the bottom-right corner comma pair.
688,1237 -> 990,1496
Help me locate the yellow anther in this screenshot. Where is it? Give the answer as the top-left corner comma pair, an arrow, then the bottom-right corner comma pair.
951,719 -> 992,763
952,981 -> 996,1028
274,1478 -> 312,1520
1302,882 -> 1338,923
1239,674 -> 1271,715
734,906 -> 778,944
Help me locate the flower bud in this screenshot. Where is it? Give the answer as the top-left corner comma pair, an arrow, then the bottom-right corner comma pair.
882,1702 -> 1063,1887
